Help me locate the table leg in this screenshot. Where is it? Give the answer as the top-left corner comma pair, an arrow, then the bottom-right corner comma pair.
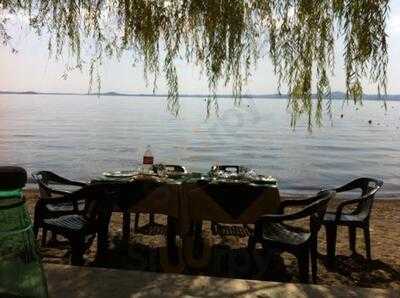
97,207 -> 112,262
122,210 -> 131,250
134,212 -> 140,231
193,221 -> 203,259
167,216 -> 178,263
325,224 -> 337,267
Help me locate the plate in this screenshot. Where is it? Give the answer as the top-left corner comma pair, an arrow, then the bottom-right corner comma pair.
102,170 -> 137,178
251,176 -> 277,185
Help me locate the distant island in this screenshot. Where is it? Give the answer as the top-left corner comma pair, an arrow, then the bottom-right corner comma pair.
1,90 -> 400,101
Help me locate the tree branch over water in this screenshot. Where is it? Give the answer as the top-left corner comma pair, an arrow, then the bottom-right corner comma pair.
0,0 -> 389,128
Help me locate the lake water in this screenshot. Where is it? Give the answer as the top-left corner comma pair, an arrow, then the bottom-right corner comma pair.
1,94 -> 399,196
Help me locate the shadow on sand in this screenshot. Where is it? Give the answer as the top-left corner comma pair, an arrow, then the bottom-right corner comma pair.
40,234 -> 400,295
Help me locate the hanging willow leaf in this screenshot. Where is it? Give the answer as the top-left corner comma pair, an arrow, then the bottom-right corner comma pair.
0,0 -> 389,128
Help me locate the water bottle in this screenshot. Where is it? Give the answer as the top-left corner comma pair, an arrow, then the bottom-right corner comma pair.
142,145 -> 154,173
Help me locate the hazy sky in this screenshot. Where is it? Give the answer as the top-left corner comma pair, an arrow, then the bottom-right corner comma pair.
1,3 -> 399,94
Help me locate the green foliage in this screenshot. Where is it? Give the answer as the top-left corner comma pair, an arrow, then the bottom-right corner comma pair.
0,0 -> 389,128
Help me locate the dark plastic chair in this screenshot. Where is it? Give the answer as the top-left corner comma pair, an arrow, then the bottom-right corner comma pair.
248,190 -> 335,283
40,183 -> 114,265
321,178 -> 383,265
32,171 -> 87,245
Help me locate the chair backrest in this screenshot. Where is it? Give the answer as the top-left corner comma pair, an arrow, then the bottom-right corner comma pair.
276,190 -> 334,235
253,190 -> 334,240
306,190 -> 335,234
32,171 -> 56,198
32,171 -> 84,199
336,178 -> 383,219
0,166 -> 27,190
210,165 -> 247,174
164,165 -> 187,173
152,164 -> 187,174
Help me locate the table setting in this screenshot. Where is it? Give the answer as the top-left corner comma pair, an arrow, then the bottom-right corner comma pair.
90,162 -> 281,263
97,164 -> 277,188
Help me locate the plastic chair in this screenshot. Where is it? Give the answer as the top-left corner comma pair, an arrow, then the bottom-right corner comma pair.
32,171 -> 87,245
249,190 -> 335,283
321,178 -> 383,265
40,183 -> 114,265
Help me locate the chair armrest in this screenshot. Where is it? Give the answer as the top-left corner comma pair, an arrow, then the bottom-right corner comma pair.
334,178 -> 382,194
334,198 -> 361,221
64,180 -> 87,187
261,190 -> 334,222
37,189 -> 87,213
42,181 -> 86,196
37,194 -> 83,206
279,196 -> 325,213
47,189 -> 72,196
33,171 -> 87,187
256,209 -> 311,223
49,177 -> 87,187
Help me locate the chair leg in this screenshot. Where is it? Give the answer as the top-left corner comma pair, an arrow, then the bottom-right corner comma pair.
32,224 -> 39,239
50,232 -> 58,243
33,202 -> 41,239
122,210 -> 131,249
325,224 -> 337,267
167,216 -> 178,261
33,225 -> 39,239
247,236 -> 256,252
70,235 -> 85,266
193,221 -> 203,259
134,213 -> 140,231
349,226 -> 356,254
363,225 -> 371,260
149,213 -> 155,225
96,207 -> 112,261
310,239 -> 318,283
297,249 -> 310,283
41,229 -> 48,247
211,221 -> 217,235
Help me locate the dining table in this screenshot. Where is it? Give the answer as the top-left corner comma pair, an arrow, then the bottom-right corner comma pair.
90,168 -> 281,268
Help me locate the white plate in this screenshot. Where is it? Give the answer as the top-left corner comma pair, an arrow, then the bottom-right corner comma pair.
102,170 -> 137,178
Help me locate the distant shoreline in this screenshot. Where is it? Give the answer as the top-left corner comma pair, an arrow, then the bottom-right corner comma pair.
1,90 -> 400,101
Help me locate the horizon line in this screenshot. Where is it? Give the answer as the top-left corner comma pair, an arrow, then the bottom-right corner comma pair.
1,90 -> 400,99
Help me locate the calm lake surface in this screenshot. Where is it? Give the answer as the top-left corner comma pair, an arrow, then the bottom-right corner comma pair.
1,94 -> 399,196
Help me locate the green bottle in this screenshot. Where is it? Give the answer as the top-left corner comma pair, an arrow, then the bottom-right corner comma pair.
0,167 -> 48,298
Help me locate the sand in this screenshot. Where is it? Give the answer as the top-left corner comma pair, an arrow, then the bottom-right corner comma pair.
23,189 -> 400,291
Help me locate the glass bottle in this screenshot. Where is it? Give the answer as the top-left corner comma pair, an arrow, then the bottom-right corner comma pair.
0,197 -> 48,297
142,145 -> 154,174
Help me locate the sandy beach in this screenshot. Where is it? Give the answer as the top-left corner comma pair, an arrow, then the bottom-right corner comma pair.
23,189 -> 400,291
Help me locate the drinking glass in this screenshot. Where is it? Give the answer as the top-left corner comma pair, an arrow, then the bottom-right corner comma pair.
245,169 -> 257,179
